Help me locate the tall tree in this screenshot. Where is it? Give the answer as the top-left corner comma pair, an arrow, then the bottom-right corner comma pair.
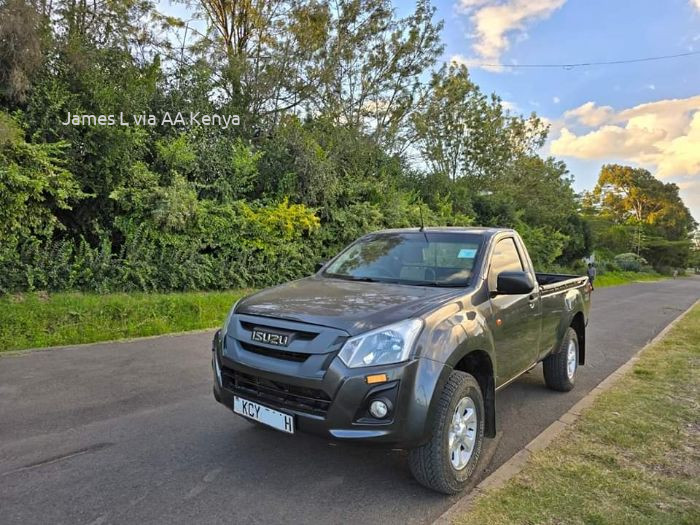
0,0 -> 45,104
412,63 -> 546,185
310,0 -> 443,149
190,0 -> 329,125
589,164 -> 696,243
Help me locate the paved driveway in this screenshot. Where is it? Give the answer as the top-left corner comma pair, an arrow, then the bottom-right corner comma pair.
1,278 -> 698,524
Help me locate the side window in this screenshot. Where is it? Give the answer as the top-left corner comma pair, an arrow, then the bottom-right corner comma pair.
488,238 -> 524,290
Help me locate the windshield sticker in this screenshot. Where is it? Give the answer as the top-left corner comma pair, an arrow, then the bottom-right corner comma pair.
457,248 -> 477,259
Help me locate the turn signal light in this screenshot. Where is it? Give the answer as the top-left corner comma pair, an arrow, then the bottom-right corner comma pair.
365,373 -> 388,384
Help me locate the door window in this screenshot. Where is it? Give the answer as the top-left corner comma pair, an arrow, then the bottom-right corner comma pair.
488,238 -> 524,290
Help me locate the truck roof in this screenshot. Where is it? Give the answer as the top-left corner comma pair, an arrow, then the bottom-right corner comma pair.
370,226 -> 513,237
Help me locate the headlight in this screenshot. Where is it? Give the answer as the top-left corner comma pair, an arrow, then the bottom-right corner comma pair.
338,319 -> 423,368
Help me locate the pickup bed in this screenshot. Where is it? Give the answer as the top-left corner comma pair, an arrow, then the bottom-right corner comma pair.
212,227 -> 591,493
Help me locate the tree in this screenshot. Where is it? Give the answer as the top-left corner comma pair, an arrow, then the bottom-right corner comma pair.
0,0 -> 45,104
192,0 -> 329,124
311,0 -> 443,149
588,164 -> 696,254
412,63 -> 547,185
10,0 -> 694,294
590,164 -> 695,236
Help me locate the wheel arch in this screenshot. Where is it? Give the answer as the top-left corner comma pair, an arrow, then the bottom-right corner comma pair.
453,350 -> 496,438
571,311 -> 586,365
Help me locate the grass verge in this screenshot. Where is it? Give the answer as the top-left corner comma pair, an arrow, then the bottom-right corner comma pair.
0,289 -> 252,352
596,270 -> 666,288
456,303 -> 700,525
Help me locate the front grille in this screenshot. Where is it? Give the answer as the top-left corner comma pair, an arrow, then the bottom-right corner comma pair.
239,341 -> 309,362
239,321 -> 318,341
222,368 -> 331,417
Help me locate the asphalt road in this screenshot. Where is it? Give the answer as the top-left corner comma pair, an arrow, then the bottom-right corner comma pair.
1,278 -> 699,525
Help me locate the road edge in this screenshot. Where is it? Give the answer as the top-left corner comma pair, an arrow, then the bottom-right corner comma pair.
432,298 -> 700,525
0,327 -> 218,358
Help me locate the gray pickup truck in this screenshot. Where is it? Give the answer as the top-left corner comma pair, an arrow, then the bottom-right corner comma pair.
212,227 -> 591,493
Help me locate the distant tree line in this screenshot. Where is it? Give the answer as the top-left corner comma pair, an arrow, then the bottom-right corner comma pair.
0,0 -> 696,293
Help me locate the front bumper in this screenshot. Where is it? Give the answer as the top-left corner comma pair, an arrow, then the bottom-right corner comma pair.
212,329 -> 449,448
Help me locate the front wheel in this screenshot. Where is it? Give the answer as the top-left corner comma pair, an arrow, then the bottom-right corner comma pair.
408,371 -> 485,494
543,327 -> 579,392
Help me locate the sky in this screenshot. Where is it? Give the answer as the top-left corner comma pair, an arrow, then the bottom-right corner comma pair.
158,0 -> 700,221
433,0 -> 700,221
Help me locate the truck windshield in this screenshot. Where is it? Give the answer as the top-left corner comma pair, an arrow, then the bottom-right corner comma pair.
323,232 -> 483,287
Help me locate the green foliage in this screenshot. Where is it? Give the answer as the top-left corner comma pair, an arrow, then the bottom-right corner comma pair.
641,238 -> 692,273
585,164 -> 696,265
0,111 -> 85,242
688,248 -> 700,270
589,164 -> 696,240
517,223 -> 568,269
594,271 -> 664,287
614,253 -> 648,272
0,0 -> 694,295
0,289 -> 252,352
258,116 -> 339,207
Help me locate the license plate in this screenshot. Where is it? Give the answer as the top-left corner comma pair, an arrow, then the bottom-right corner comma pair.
233,396 -> 294,434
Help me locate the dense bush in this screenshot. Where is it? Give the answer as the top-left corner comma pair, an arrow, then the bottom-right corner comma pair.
0,0 -> 693,295
614,253 -> 648,272
0,198 -> 322,293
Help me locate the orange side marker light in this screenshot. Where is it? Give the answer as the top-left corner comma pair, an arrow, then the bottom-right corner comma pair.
366,373 -> 388,384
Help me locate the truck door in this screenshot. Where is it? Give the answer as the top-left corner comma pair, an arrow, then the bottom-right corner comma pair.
487,237 -> 542,386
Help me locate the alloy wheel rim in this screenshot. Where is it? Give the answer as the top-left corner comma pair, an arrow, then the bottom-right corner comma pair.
448,396 -> 477,471
566,339 -> 577,380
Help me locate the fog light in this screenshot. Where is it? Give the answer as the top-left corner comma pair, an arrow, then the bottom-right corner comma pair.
369,399 -> 389,419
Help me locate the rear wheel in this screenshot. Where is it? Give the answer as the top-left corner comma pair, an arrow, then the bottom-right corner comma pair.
408,371 -> 484,494
543,327 -> 579,392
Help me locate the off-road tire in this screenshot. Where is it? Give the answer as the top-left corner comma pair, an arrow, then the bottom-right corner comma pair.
543,327 -> 578,392
408,371 -> 485,494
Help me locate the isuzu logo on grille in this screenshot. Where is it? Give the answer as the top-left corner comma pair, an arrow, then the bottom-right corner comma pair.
251,329 -> 290,347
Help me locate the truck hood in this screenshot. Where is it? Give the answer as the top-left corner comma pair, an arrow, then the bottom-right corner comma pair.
236,276 -> 464,335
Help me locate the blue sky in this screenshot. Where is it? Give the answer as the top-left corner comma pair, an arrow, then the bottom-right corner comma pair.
429,0 -> 700,220
158,0 -> 700,219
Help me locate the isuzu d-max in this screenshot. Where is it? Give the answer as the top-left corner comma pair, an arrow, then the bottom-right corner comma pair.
212,227 -> 591,493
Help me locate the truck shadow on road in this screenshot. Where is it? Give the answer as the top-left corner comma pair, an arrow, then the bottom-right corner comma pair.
194,407 -> 503,524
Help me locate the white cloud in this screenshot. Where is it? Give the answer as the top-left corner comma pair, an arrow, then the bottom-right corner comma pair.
458,0 -> 492,7
551,125 -> 666,160
563,101 -> 615,127
646,84 -> 656,91
551,95 -> 700,179
455,0 -> 566,71
553,96 -> 560,104
692,0 -> 700,11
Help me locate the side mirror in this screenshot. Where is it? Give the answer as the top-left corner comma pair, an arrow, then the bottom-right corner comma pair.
315,261 -> 327,272
496,271 -> 534,295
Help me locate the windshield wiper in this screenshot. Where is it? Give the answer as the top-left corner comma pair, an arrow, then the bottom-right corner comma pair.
346,276 -> 382,282
326,274 -> 466,287
408,280 -> 468,288
325,274 -> 383,283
